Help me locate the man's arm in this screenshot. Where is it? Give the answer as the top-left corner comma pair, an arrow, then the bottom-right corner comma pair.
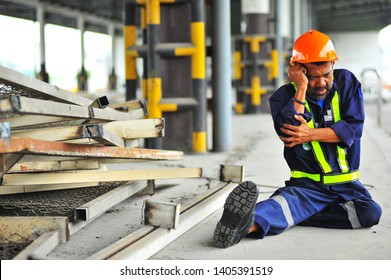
280,114 -> 340,148
287,63 -> 308,114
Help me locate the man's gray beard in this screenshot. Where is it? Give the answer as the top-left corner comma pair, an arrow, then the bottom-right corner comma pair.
307,89 -> 330,101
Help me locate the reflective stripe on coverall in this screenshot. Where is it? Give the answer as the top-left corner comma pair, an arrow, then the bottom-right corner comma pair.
253,73 -> 382,238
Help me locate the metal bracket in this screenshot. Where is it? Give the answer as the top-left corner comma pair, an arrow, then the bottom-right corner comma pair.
219,164 -> 245,183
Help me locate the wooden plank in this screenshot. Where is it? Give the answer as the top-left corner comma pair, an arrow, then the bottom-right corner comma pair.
109,99 -> 147,111
75,181 -> 148,221
0,95 -> 132,122
2,167 -> 204,186
103,118 -> 165,139
11,118 -> 165,143
1,95 -> 89,118
13,231 -> 60,260
0,182 -> 99,195
0,216 -> 69,243
4,115 -> 82,130
0,137 -> 184,160
142,200 -> 181,229
5,108 -> 146,131
8,159 -> 101,173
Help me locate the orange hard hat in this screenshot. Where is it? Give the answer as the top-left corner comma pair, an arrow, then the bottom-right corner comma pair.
290,30 -> 338,64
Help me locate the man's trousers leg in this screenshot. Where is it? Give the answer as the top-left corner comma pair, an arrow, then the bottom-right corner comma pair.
252,186 -> 381,238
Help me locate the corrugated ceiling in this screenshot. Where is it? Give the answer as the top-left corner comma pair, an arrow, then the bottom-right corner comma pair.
0,0 -> 390,34
313,0 -> 391,32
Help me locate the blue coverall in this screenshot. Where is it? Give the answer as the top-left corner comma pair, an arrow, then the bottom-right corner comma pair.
253,69 -> 382,238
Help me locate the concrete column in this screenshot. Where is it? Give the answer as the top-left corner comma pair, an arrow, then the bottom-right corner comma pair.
276,0 -> 291,86
77,15 -> 88,91
292,0 -> 301,40
212,0 -> 232,152
241,0 -> 271,113
108,24 -> 117,91
37,4 -> 49,82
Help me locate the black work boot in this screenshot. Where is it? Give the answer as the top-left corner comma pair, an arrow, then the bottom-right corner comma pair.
213,181 -> 259,248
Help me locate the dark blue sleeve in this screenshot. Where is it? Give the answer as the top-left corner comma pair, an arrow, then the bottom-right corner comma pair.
269,83 -> 311,136
330,70 -> 365,148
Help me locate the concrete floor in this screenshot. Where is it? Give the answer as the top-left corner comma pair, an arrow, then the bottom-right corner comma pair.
45,102 -> 391,261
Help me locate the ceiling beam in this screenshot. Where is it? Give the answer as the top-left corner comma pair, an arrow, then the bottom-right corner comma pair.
1,0 -> 123,32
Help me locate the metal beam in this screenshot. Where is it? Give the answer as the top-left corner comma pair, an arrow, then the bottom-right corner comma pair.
75,181 -> 149,221
2,167 -> 204,186
0,137 -> 184,160
0,95 -> 134,124
12,122 -> 128,147
0,182 -> 100,195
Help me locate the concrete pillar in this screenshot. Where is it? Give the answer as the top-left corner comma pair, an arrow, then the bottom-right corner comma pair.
276,0 -> 292,86
37,4 -> 49,82
77,15 -> 88,92
108,24 -> 117,91
241,0 -> 272,113
212,0 -> 232,152
292,0 -> 301,40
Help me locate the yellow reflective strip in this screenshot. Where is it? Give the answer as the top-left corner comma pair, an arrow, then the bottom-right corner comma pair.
291,170 -> 359,184
191,22 -> 206,79
323,171 -> 359,184
304,102 -> 315,128
332,91 -> 349,173
310,141 -> 333,173
290,171 -> 320,181
304,102 -> 332,173
337,147 -> 349,172
331,91 -> 341,121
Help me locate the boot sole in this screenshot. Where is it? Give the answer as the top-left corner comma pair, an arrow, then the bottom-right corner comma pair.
213,181 -> 259,248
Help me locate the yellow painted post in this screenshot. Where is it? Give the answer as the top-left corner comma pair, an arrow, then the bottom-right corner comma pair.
190,0 -> 207,153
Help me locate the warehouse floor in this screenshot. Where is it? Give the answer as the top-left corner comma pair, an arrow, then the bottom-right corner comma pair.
46,102 -> 391,261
